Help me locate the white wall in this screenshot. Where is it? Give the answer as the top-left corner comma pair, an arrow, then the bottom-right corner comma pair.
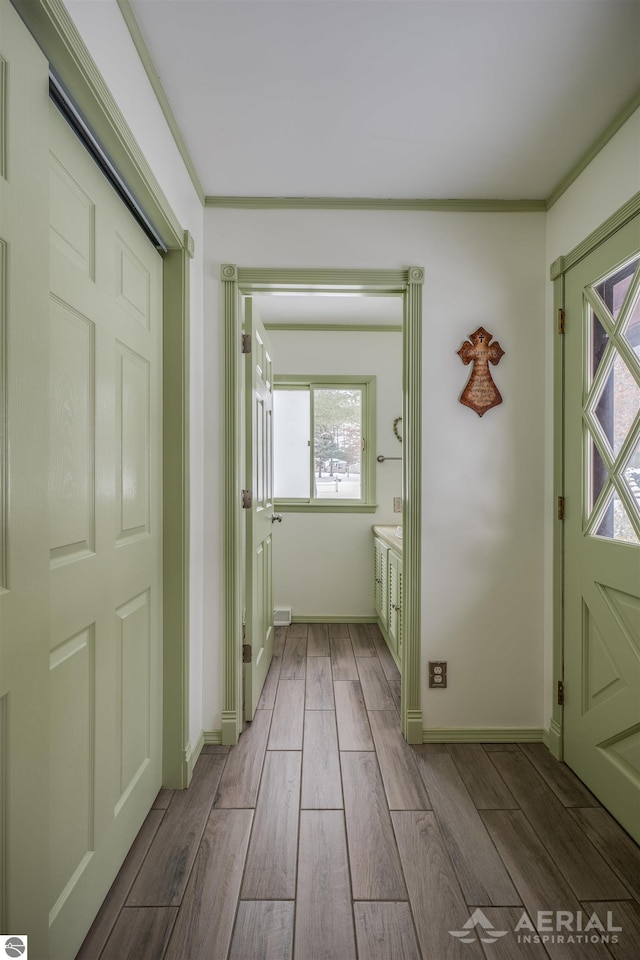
205,208 -> 547,732
269,328 -> 402,618
543,107 -> 640,729
64,0 -> 206,750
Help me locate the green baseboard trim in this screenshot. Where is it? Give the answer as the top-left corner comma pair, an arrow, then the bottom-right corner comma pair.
405,711 -> 424,745
203,730 -> 223,745
544,719 -> 563,760
221,711 -> 241,746
290,615 -> 377,623
422,727 -> 545,744
184,731 -> 204,785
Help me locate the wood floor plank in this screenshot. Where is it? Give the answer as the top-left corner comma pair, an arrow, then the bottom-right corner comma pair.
448,743 -> 519,809
76,809 -> 165,960
389,679 -> 401,715
474,908 -> 553,959
268,679 -> 305,750
127,754 -> 225,906
349,622 -> 377,657
392,811 -> 484,960
571,807 -> 640,901
374,638 -> 402,684
229,901 -> 294,960
214,709 -> 272,808
368,710 -> 430,810
483,742 -> 522,751
329,636 -> 358,681
367,622 -> 385,643
164,809 -> 253,960
273,625 -> 287,656
520,743 -> 599,807
482,810 -> 612,960
295,810 -> 356,960
414,751 -> 520,905
583,900 -> 640,960
280,634 -> 307,679
353,902 -> 421,960
305,656 -> 334,710
492,751 -> 630,901
356,657 -> 396,710
328,622 -> 350,639
307,622 -> 330,656
288,622 -> 308,638
99,907 -> 178,960
201,743 -> 231,754
301,711 -> 343,809
341,751 -> 406,900
258,656 -> 282,710
152,788 -> 174,810
241,751 -> 301,899
334,681 -> 373,751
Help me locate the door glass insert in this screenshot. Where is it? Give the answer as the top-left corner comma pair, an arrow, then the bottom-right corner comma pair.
622,433 -> 640,514
592,355 -> 640,457
595,258 -> 636,321
595,487 -> 640,544
590,312 -> 610,385
622,292 -> 640,362
589,434 -> 609,512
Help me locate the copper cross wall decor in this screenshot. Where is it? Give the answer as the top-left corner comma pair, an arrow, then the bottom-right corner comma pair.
457,327 -> 505,417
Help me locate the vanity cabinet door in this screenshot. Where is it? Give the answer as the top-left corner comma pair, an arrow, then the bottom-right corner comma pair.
389,551 -> 403,659
374,537 -> 390,630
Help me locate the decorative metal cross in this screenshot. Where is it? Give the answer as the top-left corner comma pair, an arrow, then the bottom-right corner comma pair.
457,326 -> 505,417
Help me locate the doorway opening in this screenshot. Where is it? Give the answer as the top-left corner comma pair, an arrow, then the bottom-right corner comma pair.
221,266 -> 424,745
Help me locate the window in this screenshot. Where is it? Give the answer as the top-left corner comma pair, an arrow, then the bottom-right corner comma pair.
273,376 -> 377,511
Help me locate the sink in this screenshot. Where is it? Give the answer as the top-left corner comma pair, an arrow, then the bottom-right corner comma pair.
395,526 -> 403,539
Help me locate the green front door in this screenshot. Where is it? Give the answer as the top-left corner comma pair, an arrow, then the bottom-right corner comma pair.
244,298 -> 275,719
564,214 -> 640,843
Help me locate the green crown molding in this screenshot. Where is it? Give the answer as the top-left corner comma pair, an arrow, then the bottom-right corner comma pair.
11,0 -> 183,247
546,90 -> 640,211
236,267 -> 410,290
422,728 -> 545,743
116,0 -> 205,205
266,323 -> 402,333
206,196 -> 546,212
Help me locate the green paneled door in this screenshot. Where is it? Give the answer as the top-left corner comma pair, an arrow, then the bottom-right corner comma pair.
564,214 -> 640,843
244,298 -> 275,718
48,104 -> 163,957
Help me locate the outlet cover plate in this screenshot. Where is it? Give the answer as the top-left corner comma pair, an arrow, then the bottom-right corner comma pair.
429,661 -> 447,688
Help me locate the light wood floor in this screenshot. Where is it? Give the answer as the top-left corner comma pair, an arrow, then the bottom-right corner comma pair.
77,622 -> 640,960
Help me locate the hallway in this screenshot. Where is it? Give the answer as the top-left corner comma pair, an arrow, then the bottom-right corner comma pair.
77,623 -> 640,960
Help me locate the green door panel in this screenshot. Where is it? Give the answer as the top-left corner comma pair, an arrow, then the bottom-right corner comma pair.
564,214 -> 640,844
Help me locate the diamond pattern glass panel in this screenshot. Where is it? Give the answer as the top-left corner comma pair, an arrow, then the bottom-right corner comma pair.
590,311 -> 610,385
589,435 -> 609,513
596,488 -> 639,544
622,434 -> 640,517
593,354 -> 640,456
596,258 -> 638,321
622,291 -> 640,364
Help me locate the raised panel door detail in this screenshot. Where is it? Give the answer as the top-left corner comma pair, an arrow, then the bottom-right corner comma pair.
49,152 -> 95,279
115,591 -> 151,814
0,57 -> 6,180
582,600 -> 625,711
116,234 -> 151,329
116,341 -> 150,542
0,238 -> 6,592
0,693 -> 6,931
49,296 -> 95,565
49,626 -> 95,919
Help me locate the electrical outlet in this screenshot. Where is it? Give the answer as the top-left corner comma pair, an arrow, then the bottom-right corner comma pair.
393,496 -> 403,513
429,661 -> 447,688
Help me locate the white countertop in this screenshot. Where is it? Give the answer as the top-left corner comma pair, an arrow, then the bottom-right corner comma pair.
372,524 -> 403,555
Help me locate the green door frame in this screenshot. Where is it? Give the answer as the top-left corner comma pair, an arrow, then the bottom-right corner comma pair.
221,265 -> 425,745
549,189 -> 640,760
12,0 -> 193,787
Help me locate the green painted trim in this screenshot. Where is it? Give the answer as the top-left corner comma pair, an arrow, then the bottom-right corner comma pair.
206,196 -> 546,212
203,730 -> 223,745
224,265 -> 423,745
221,265 -> 243,746
12,0 -> 183,246
115,0 -> 205,205
551,269 -> 565,765
423,728 -> 545,743
551,192 -> 640,279
266,323 -> 402,333
546,719 -> 563,760
546,90 -> 640,210
401,267 -> 424,742
183,229 -> 195,259
162,244 -> 191,788
184,730 -> 204,783
275,502 -> 378,514
0,56 -> 6,180
291,615 -> 376,623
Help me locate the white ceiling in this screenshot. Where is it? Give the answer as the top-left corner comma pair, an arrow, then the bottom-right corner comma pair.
129,0 -> 640,200
251,293 -> 403,324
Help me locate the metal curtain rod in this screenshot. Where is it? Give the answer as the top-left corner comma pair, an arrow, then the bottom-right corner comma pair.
376,455 -> 402,462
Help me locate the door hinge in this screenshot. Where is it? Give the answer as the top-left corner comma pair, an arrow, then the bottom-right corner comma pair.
558,309 -> 565,335
557,680 -> 565,706
243,643 -> 252,663
241,333 -> 252,354
557,496 -> 565,521
242,489 -> 252,509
